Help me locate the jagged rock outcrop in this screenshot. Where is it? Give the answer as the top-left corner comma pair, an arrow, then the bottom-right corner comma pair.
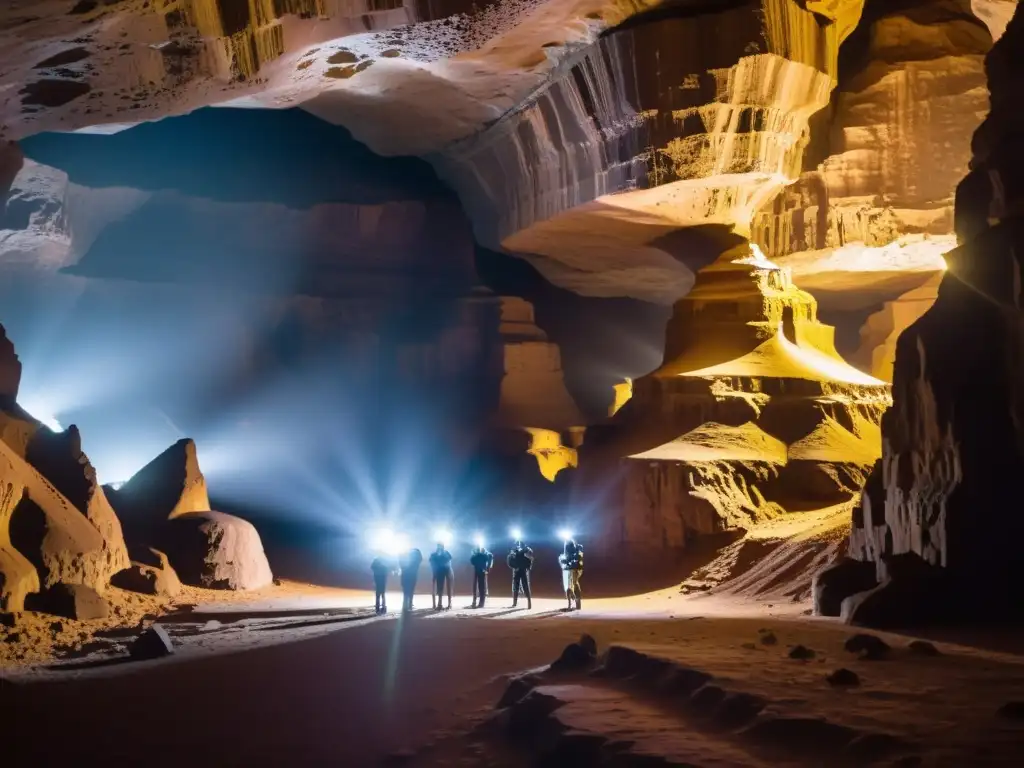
0,328 -> 131,611
107,438 -> 273,590
0,324 -> 20,404
108,438 -> 211,530
574,241 -> 890,552
24,425 -> 130,579
754,0 -> 993,374
816,2 -> 1024,625
0,431 -> 114,609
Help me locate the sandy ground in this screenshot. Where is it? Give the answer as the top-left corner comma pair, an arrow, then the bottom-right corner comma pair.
4,583 -> 1024,766
4,512 -> 1024,766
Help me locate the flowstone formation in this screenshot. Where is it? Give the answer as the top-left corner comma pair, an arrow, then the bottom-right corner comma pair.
814,2 -> 1024,626
754,0 -> 994,379
574,242 -> 890,553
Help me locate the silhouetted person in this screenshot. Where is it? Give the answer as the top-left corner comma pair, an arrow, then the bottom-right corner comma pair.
558,538 -> 584,611
507,540 -> 534,609
370,555 -> 396,614
470,544 -> 494,608
429,542 -> 454,611
399,548 -> 423,612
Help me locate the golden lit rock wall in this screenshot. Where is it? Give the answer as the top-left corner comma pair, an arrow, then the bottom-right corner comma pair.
575,241 -> 890,551
753,0 -> 992,380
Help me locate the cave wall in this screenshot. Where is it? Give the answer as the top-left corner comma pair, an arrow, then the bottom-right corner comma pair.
817,2 -> 1024,626
753,0 -> 994,378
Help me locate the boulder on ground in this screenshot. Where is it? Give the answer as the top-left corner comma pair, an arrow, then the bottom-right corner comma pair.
111,552 -> 181,598
813,557 -> 878,617
130,624 -> 174,660
158,511 -> 273,590
25,583 -> 109,620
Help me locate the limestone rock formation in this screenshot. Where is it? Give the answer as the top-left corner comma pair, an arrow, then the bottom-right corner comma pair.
754,0 -> 993,374
852,273 -> 941,380
0,327 -> 132,611
0,432 -> 114,608
817,2 -> 1024,625
24,425 -> 130,580
108,438 -> 211,535
575,241 -> 890,552
160,511 -> 273,591
0,1 -> 870,304
111,551 -> 182,599
494,296 -> 584,433
0,323 -> 21,403
107,438 -> 274,590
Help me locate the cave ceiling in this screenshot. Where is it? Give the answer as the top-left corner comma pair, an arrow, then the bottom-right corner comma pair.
0,0 -> 1017,311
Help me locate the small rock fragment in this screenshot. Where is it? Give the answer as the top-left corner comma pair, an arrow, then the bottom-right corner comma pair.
578,633 -> 598,657
826,668 -> 860,687
907,640 -> 939,656
789,645 -> 816,660
129,624 -> 174,660
844,633 -> 890,660
759,631 -> 778,646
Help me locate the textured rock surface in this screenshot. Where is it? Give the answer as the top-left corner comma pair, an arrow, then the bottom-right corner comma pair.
834,3 -> 1024,624
0,324 -> 21,403
754,0 -> 993,376
110,555 -> 182,599
108,438 -> 211,534
494,296 -> 584,432
575,242 -> 890,551
0,1 -> 868,303
24,425 -> 130,579
160,511 -> 273,591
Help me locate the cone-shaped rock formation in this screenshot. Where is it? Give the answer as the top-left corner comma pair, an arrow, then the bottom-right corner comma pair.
576,241 -> 890,552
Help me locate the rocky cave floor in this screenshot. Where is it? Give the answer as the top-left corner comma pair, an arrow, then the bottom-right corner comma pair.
4,511 -> 1024,768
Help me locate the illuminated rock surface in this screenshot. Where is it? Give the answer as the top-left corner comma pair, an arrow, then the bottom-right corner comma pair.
576,242 -> 890,551
0,1 -> 870,303
754,0 -> 993,376
108,438 -> 274,590
816,2 -> 1024,625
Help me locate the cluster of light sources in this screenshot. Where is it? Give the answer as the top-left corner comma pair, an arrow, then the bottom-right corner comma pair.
369,528 -> 409,556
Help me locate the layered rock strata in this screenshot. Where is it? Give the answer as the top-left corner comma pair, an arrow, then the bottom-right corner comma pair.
815,2 -> 1024,625
754,0 -> 993,375
574,242 -> 890,552
438,0 -> 865,302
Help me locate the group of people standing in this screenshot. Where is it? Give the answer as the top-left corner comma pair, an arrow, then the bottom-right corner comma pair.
370,534 -> 584,614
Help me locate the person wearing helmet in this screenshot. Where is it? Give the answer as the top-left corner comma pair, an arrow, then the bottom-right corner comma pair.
399,547 -> 423,612
558,536 -> 584,611
429,540 -> 454,611
507,537 -> 534,609
469,542 -> 494,608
